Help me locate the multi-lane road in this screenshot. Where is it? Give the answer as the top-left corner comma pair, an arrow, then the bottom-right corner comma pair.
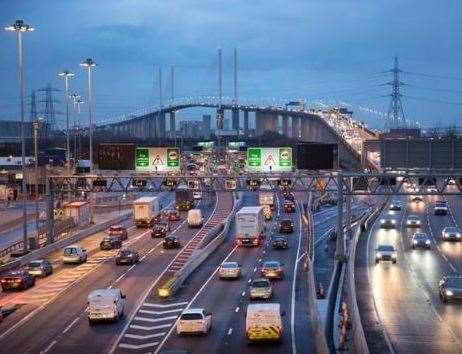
356,188 -> 462,354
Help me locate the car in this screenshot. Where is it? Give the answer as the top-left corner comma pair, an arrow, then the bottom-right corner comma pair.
375,245 -> 397,264
427,185 -> 438,193
107,225 -> 128,240
63,245 -> 87,264
448,178 -> 456,186
283,192 -> 295,201
24,260 -> 53,277
87,288 -> 125,323
163,236 -> 181,249
411,195 -> 424,202
177,308 -> 212,335
115,249 -> 140,265
434,201 -> 448,215
151,222 -> 169,238
0,270 -> 35,291
218,262 -> 241,279
442,226 -> 462,241
100,236 -> 122,250
249,278 -> 272,300
278,219 -> 294,234
411,232 -> 431,249
193,191 -> 202,200
260,261 -> 284,279
165,209 -> 180,222
439,276 -> 462,303
283,201 -> 296,213
406,215 -> 421,227
271,235 -> 288,249
389,201 -> 402,211
380,217 -> 396,229
262,205 -> 272,221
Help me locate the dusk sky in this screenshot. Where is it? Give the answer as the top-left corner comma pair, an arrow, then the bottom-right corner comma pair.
1,0 -> 462,129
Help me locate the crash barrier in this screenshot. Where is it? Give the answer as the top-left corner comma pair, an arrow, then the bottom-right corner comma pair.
158,193 -> 242,298
302,201 -> 330,354
325,260 -> 343,353
0,217 -> 75,259
0,212 -> 131,273
0,212 -> 36,234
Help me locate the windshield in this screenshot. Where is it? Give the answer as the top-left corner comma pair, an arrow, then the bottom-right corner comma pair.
414,233 -> 427,239
378,245 -> 394,252
445,227 -> 458,233
28,261 -> 42,268
180,313 -> 202,320
64,248 -> 77,255
119,250 -> 131,256
436,201 -> 447,206
446,277 -> 462,287
222,263 -> 237,269
110,227 -> 123,232
252,281 -> 270,288
264,262 -> 280,268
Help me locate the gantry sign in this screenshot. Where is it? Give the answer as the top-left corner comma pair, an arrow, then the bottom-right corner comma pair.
48,171 -> 462,196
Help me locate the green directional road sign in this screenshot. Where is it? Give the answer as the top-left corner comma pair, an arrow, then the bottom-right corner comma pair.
135,148 -> 149,168
246,147 -> 292,172
247,148 -> 262,168
167,148 -> 180,167
279,148 -> 292,167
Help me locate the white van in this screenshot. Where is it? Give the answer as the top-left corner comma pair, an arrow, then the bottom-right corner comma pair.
245,303 -> 283,343
62,245 -> 87,264
177,308 -> 212,335
187,209 -> 203,228
87,288 -> 125,324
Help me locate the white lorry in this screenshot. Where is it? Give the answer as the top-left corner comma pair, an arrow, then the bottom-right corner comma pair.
187,209 -> 204,228
87,288 -> 125,324
133,196 -> 160,228
235,206 -> 265,247
259,185 -> 275,209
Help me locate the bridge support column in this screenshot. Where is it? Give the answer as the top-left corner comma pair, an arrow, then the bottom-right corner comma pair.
255,111 -> 264,136
243,110 -> 249,136
292,116 -> 300,139
157,113 -> 166,138
232,108 -> 239,132
216,108 -> 224,131
170,111 -> 176,138
262,113 -> 278,133
282,114 -> 289,136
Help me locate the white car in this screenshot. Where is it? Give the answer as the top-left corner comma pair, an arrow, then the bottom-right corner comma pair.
442,227 -> 461,241
218,262 -> 241,279
177,308 -> 212,335
375,245 -> 397,264
63,245 -> 87,264
406,215 -> 421,227
380,217 -> 396,229
193,191 -> 202,200
87,288 -> 125,324
434,201 -> 448,215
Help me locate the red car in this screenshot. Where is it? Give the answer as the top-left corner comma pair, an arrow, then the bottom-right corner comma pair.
165,209 -> 180,222
108,225 -> 128,240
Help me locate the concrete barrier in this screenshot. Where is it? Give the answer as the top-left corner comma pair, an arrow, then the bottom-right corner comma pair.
0,212 -> 131,273
159,193 -> 242,298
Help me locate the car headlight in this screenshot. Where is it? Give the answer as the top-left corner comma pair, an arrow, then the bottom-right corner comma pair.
446,290 -> 454,296
391,220 -> 396,224
425,240 -> 431,245
376,252 -> 382,258
380,219 -> 385,223
457,233 -> 461,238
413,240 -> 418,244
392,253 -> 397,258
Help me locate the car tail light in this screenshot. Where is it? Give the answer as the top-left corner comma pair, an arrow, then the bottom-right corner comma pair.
0,280 -> 6,283
253,238 -> 259,245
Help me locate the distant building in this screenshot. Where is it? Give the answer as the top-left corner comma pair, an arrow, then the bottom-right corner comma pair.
202,115 -> 211,139
180,120 -> 204,139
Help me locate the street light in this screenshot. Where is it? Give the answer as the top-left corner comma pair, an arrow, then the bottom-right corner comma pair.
58,70 -> 74,174
79,58 -> 97,173
71,93 -> 84,162
33,117 -> 44,247
5,20 -> 34,253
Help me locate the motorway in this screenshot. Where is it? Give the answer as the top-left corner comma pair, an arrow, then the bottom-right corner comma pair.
0,192 -> 218,354
356,189 -> 462,354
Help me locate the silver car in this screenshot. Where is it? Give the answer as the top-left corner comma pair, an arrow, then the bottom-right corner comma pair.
406,215 -> 421,227
380,217 -> 396,229
375,245 -> 397,264
411,232 -> 431,249
249,278 -> 272,300
442,227 -> 461,241
218,262 -> 241,279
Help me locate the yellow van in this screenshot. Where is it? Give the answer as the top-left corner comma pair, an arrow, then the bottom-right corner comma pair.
245,303 -> 283,343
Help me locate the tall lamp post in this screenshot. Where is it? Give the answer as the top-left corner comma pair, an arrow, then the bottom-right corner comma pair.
80,59 -> 96,224
5,20 -> 34,253
33,117 -> 44,247
58,70 -> 74,174
79,58 -> 97,172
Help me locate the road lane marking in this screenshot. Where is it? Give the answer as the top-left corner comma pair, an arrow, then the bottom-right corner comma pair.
62,317 -> 80,334
253,267 -> 257,272
248,278 -> 252,283
142,302 -> 188,308
129,324 -> 172,331
139,308 -> 183,315
134,316 -> 178,323
41,340 -> 57,354
153,245 -> 239,354
227,328 -> 233,335
119,342 -> 159,350
124,333 -> 166,340
235,306 -> 240,313
241,291 -> 245,297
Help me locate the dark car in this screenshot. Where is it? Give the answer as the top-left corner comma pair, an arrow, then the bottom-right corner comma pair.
389,201 -> 402,211
151,222 -> 169,238
100,236 -> 122,250
279,219 -> 294,234
163,236 -> 181,249
24,260 -> 53,277
107,225 -> 128,240
283,201 -> 296,213
283,192 -> 295,201
260,261 -> 284,279
0,270 -> 35,291
439,276 -> 462,303
411,232 -> 431,249
115,249 -> 140,265
165,209 -> 180,222
271,235 -> 288,249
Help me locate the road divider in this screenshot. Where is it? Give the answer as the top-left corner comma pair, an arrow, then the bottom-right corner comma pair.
158,192 -> 242,299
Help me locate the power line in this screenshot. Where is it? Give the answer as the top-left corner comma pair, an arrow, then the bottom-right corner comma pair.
403,70 -> 462,82
405,95 -> 462,106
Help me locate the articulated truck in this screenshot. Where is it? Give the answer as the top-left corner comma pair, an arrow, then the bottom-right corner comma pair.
235,206 -> 265,247
175,186 -> 194,211
133,196 -> 160,228
259,185 -> 275,210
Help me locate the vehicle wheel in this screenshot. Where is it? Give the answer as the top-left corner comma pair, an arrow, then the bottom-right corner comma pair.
31,277 -> 36,286
392,260 -> 397,264
442,296 -> 448,303
375,259 -> 379,264
412,246 -> 415,249
49,268 -> 53,276
88,318 -> 94,325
